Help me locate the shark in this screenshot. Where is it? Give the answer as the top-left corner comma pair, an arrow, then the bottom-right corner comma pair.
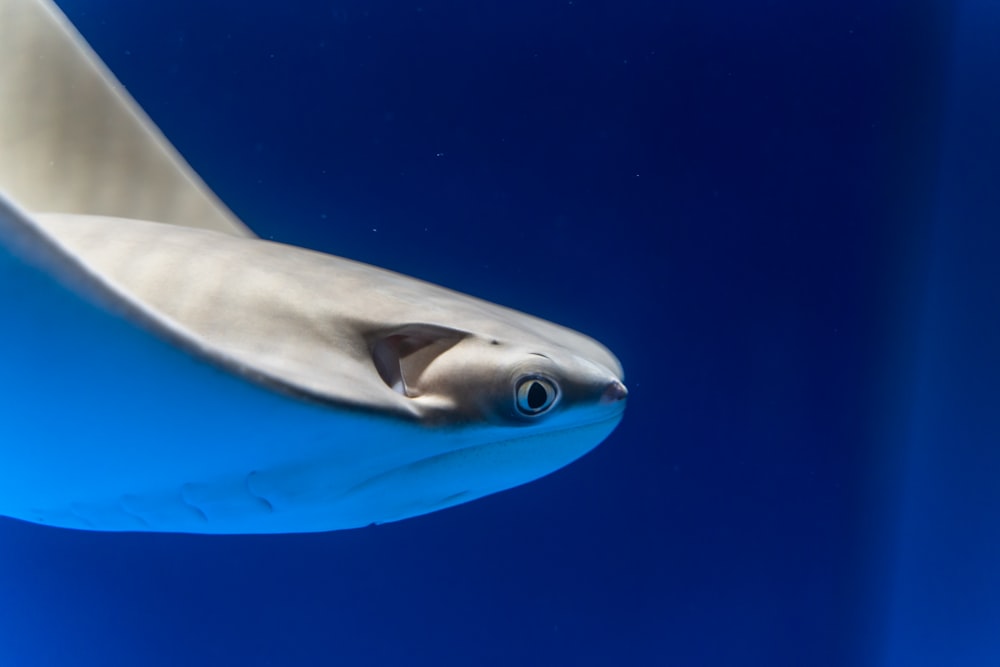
0,0 -> 627,533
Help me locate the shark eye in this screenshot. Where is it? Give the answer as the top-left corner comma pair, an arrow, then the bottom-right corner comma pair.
514,375 -> 559,416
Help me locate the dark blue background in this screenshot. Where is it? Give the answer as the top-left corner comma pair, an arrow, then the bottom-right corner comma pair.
2,1 -> 998,666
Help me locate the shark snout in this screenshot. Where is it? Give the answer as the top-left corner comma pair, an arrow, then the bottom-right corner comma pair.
601,379 -> 628,404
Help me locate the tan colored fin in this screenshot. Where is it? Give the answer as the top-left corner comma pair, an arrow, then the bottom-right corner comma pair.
0,0 -> 254,236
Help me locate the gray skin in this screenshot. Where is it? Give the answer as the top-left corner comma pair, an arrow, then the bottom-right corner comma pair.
32,212 -> 625,427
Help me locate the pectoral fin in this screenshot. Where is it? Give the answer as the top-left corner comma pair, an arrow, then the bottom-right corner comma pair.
0,0 -> 252,236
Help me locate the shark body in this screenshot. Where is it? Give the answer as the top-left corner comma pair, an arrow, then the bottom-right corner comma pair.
0,0 -> 626,533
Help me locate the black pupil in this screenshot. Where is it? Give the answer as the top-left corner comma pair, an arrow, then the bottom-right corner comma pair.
527,382 -> 548,410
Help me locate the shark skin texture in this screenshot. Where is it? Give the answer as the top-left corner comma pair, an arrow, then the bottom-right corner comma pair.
0,0 -> 627,534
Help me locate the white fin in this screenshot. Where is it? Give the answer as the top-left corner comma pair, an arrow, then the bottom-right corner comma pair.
0,0 -> 253,236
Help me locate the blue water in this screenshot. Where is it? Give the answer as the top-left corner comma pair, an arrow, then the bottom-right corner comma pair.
2,1 -> 999,665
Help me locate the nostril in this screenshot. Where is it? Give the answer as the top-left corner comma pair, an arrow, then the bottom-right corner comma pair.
601,379 -> 628,403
